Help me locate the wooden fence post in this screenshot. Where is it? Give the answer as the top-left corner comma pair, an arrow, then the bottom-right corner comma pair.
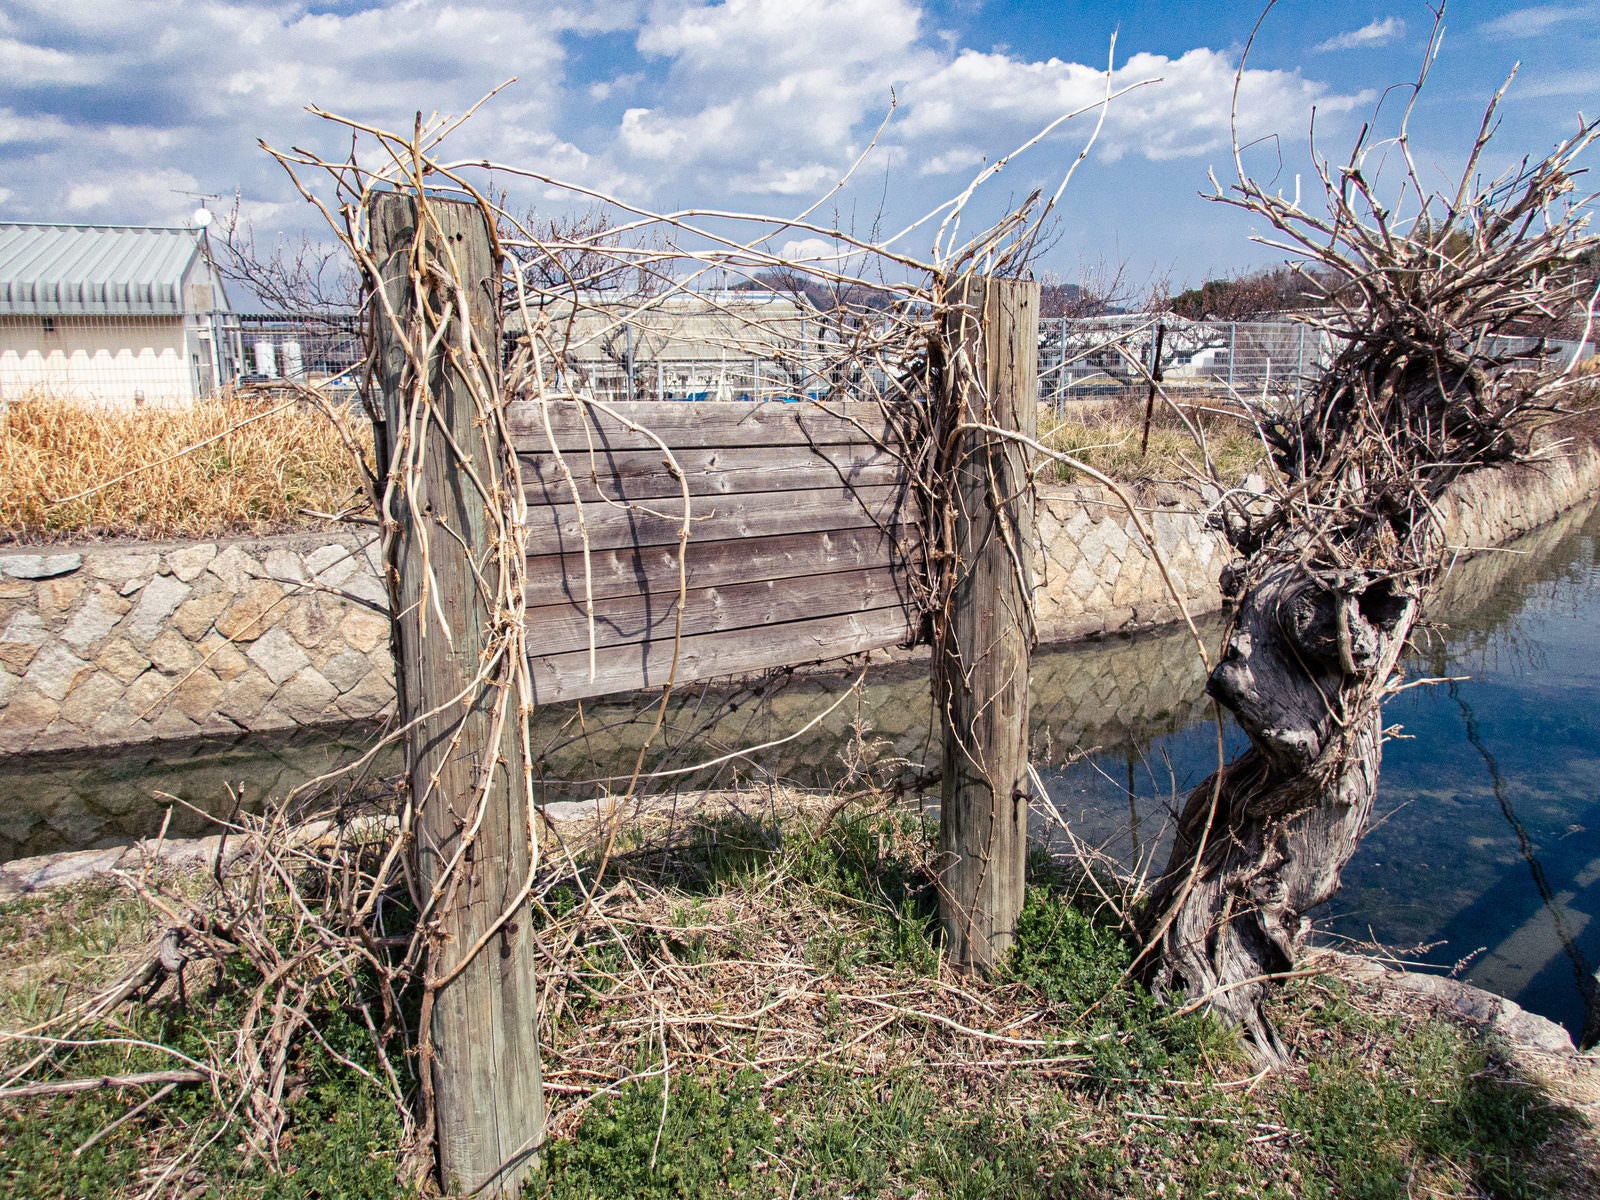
936,274 -> 1039,973
369,192 -> 545,1196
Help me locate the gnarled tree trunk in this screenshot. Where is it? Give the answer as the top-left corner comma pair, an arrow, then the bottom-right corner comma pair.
1140,565 -> 1415,1057
1133,67 -> 1596,1052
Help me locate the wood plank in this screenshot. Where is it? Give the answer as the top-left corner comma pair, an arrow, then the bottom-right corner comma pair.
523,482 -> 915,556
508,399 -> 914,453
523,524 -> 921,607
526,564 -> 913,657
520,441 -> 905,506
528,605 -> 915,703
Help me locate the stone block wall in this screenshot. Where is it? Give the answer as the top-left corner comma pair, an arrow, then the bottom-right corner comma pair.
1435,443 -> 1600,551
1030,443 -> 1600,645
3,443 -> 1597,755
1033,483 -> 1225,643
0,534 -> 393,755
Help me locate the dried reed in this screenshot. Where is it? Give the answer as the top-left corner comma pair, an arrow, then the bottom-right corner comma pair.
1038,394 -> 1268,488
0,393 -> 370,543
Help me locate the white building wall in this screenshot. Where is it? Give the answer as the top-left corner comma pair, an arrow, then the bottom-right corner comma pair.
0,315 -> 195,406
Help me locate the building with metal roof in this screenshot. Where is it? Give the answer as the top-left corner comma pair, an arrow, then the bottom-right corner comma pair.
0,221 -> 238,405
516,288 -> 835,402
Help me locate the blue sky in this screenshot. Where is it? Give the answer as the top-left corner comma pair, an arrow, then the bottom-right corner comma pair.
2,0 -> 1595,288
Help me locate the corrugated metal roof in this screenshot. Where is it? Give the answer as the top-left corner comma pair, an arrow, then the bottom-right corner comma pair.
0,222 -> 207,315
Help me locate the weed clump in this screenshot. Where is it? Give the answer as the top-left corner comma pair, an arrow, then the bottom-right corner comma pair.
0,394 -> 369,542
532,1071 -> 775,1200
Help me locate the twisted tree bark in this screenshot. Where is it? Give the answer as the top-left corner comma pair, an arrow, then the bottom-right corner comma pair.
1134,60 -> 1598,1053
1141,566 -> 1415,1057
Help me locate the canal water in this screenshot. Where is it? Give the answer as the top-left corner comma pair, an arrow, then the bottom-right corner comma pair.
4,500 -> 1598,1035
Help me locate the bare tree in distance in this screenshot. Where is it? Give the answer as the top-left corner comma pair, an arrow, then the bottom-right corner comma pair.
216,195 -> 662,314
1165,263 -> 1330,321
213,195 -> 360,315
498,204 -> 668,299
1040,256 -> 1172,319
1136,43 -> 1600,1058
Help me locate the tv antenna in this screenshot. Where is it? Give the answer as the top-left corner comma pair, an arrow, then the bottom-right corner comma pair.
174,190 -> 223,229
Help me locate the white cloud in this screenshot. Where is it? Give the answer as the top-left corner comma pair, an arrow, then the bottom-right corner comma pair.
896,47 -> 1368,164
617,0 -> 930,177
0,0 -> 1379,270
779,236 -> 836,261
0,36 -> 106,86
1480,5 -> 1589,38
731,163 -> 841,195
1314,17 -> 1405,52
0,0 -> 617,232
918,146 -> 986,176
588,73 -> 643,102
638,0 -> 922,75
66,167 -> 200,221
0,108 -> 73,145
1514,68 -> 1600,99
615,0 -> 1370,206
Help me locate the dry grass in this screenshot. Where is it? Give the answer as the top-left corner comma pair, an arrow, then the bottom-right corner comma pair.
1,794 -> 1591,1197
0,392 -> 371,544
1039,390 -> 1270,487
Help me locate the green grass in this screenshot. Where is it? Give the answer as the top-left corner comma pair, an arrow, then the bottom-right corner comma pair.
528,819 -> 1583,1200
1,812 -> 1587,1199
0,972 -> 413,1199
532,981 -> 1569,1200
0,880 -> 156,1034
0,881 -> 415,1200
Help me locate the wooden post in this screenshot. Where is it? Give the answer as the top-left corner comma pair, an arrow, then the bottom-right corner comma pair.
369,193 -> 545,1196
936,274 -> 1038,973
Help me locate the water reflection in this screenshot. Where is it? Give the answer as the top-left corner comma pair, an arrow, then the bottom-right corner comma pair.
0,724 -> 397,861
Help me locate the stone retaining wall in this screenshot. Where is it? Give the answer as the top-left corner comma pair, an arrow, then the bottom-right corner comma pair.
0,533 -> 393,755
1033,483 -> 1226,643
1030,442 -> 1600,644
4,443 -> 1598,755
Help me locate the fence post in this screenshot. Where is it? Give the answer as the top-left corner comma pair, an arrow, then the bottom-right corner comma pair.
936,274 -> 1038,973
624,322 -> 636,399
369,192 -> 545,1197
1058,316 -> 1068,414
1296,323 -> 1307,405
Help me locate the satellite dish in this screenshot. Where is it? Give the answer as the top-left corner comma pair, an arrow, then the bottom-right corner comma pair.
192,207 -> 213,229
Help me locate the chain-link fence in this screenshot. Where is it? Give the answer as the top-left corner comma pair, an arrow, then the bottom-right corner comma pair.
233,312 -> 362,393
0,310 -> 243,406
1037,315 -> 1596,413
10,304 -> 1587,412
0,310 -> 365,406
1037,315 -> 1332,411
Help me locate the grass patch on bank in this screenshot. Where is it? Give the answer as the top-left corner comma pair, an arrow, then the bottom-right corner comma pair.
0,393 -> 370,543
0,802 -> 1591,1198
1039,391 -> 1268,488
0,981 -> 413,1199
0,877 -> 414,1199
524,807 -> 1586,1199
